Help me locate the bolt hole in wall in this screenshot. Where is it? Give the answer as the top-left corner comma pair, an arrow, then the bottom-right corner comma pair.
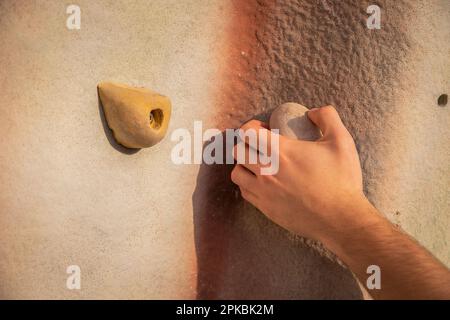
149,109 -> 164,129
437,94 -> 448,107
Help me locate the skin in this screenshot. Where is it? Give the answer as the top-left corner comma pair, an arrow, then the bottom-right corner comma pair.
231,106 -> 450,300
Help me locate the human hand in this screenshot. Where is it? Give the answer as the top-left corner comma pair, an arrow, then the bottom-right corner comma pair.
232,106 -> 450,299
231,106 -> 376,242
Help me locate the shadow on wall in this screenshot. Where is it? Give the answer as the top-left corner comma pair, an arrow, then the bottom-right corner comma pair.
192,133 -> 363,299
193,0 -> 412,298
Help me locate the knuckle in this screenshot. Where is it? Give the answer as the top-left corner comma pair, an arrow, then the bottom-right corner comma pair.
230,166 -> 239,183
247,119 -> 260,126
240,187 -> 250,199
321,105 -> 338,116
240,121 -> 251,130
241,119 -> 259,130
337,132 -> 355,149
241,188 -> 257,204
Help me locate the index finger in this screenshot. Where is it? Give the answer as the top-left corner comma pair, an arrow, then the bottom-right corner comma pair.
239,119 -> 277,156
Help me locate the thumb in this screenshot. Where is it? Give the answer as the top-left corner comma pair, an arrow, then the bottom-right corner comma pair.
307,106 -> 347,138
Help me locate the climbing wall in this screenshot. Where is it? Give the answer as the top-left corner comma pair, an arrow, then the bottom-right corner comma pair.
0,0 -> 448,299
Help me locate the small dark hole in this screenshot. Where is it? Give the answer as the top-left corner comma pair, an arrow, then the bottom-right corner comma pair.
437,94 -> 447,107
149,109 -> 164,129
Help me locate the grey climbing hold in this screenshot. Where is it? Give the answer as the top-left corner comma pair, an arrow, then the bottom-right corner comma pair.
269,102 -> 322,140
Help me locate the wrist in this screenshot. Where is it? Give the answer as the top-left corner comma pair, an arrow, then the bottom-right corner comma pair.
318,195 -> 386,257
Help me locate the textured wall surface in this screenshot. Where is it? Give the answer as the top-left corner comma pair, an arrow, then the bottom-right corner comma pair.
0,0 -> 227,299
0,0 -> 449,299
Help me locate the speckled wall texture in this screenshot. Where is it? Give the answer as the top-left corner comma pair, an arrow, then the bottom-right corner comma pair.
0,0 -> 449,299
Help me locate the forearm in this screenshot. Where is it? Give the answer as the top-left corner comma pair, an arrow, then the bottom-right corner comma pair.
320,197 -> 450,300
231,109 -> 450,299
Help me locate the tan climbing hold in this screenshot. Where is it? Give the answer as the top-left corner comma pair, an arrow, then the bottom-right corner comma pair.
98,82 -> 172,149
269,102 -> 322,141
